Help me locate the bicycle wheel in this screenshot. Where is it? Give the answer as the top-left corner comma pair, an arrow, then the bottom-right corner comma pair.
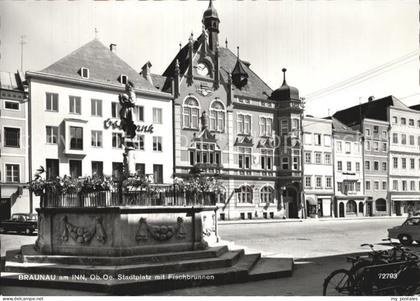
323,269 -> 353,296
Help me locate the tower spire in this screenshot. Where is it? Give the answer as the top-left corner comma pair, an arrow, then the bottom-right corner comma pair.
282,68 -> 287,86
202,0 -> 220,52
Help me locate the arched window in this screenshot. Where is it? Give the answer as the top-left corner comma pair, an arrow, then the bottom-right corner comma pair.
260,186 -> 274,203
237,185 -> 253,204
346,200 -> 357,214
376,199 -> 387,211
209,100 -> 225,132
183,97 -> 200,129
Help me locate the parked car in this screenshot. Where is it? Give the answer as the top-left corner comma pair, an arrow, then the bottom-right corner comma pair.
0,213 -> 38,235
388,217 -> 420,246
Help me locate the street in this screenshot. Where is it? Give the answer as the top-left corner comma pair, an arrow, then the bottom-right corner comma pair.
1,216 -> 418,296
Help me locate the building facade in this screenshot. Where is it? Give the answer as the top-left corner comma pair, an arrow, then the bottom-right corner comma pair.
302,116 -> 334,218
26,40 -> 173,209
0,71 -> 29,219
331,118 -> 366,218
157,1 -> 304,220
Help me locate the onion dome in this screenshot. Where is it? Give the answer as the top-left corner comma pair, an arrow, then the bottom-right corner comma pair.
270,68 -> 300,101
203,0 -> 219,20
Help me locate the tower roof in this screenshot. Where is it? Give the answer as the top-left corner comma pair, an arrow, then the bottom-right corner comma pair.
270,68 -> 299,101
202,0 -> 219,21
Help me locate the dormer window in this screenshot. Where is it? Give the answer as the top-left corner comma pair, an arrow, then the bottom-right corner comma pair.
119,74 -> 128,85
80,67 -> 89,79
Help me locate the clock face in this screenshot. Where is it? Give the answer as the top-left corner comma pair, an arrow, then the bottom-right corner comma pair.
196,63 -> 209,76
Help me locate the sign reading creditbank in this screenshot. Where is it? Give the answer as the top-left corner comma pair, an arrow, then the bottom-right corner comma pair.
104,118 -> 154,134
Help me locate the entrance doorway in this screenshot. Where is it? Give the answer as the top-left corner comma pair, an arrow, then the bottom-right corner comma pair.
0,198 -> 11,220
366,202 -> 373,216
339,202 -> 345,217
394,202 -> 402,216
285,187 -> 298,218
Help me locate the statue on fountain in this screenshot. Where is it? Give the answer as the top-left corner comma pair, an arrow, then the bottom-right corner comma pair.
118,82 -> 137,139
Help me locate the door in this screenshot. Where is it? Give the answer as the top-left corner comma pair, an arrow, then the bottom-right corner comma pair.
366,202 -> 373,216
339,202 -> 345,217
0,198 -> 11,221
46,159 -> 59,179
153,164 -> 163,184
69,160 -> 82,178
394,202 -> 402,216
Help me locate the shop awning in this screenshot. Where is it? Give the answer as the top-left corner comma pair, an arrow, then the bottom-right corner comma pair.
306,197 -> 317,206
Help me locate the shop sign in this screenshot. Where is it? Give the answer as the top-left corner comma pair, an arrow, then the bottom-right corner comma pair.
104,118 -> 154,134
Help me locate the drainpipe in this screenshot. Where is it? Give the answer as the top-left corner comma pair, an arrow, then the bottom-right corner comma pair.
300,99 -> 306,219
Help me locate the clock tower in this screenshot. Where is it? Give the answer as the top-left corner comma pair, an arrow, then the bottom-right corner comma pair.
202,0 -> 220,52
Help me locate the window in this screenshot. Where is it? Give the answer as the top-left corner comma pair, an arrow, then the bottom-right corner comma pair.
314,134 -> 321,146
337,182 -> 343,192
46,92 -> 58,112
91,99 -> 102,116
112,162 -> 123,180
410,181 -> 416,191
336,141 -> 342,152
183,98 -> 199,129
392,116 -> 397,124
238,114 -> 251,134
411,158 -> 415,169
281,157 -> 289,170
5,164 -> 19,182
91,130 -> 102,147
119,74 -> 128,85
112,102 -> 121,118
134,134 -> 145,150
326,177 -> 332,188
292,151 -> 300,170
337,161 -> 342,171
401,118 -> 406,125
382,142 -> 387,152
69,160 -> 82,178
365,141 -> 371,151
373,142 -> 379,151
325,153 -> 331,165
153,136 -> 162,151
393,157 -> 398,169
153,108 -> 162,124
376,199 -> 386,212
356,182 -> 361,192
304,152 -> 312,164
365,128 -> 371,137
402,158 -> 406,169
347,162 -> 351,171
4,127 -> 20,147
69,96 -> 81,114
5,101 -> 19,110
238,147 -> 252,169
374,161 -> 379,171
135,163 -> 145,176
402,180 -> 407,191
382,130 -> 387,139
46,159 -> 59,179
365,161 -> 370,170
259,117 -> 272,137
305,176 -> 311,188
410,135 -> 415,145
401,134 -> 406,145
373,126 -> 379,134
382,162 -> 387,171
70,126 -> 83,150
316,176 -> 322,188
46,126 -> 58,144
153,164 -> 163,184
315,153 -> 322,164
80,67 -> 89,78
366,181 -> 371,190
292,119 -> 300,131
409,119 -> 415,126
324,135 -> 331,146
237,186 -> 253,203
260,186 -> 274,203
260,149 -> 273,170
135,106 -> 144,122
112,132 -> 123,149
91,161 -> 103,176
304,133 -> 312,145
392,133 -> 398,144
382,181 -> 387,190
393,180 -> 398,191
374,181 -> 379,190
210,101 -> 226,132
280,120 -> 289,136
356,162 -> 360,172
190,142 -> 221,166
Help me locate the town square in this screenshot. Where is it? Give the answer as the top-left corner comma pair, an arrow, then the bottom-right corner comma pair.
0,0 -> 419,297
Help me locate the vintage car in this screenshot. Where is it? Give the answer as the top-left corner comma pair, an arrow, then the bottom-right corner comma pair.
0,213 -> 38,235
388,217 -> 420,245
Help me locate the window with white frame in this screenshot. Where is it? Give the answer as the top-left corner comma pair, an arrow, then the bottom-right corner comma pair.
260,186 -> 274,203
238,147 -> 252,169
345,142 -> 351,153
315,152 -> 322,164
411,158 -> 415,169
133,134 -> 145,150
409,119 -> 415,126
326,177 -> 332,188
304,152 -> 311,164
382,142 -> 387,152
373,126 -> 379,134
291,119 -> 300,131
237,185 -> 253,203
112,102 -> 121,118
280,120 -> 289,136
70,126 -> 83,150
91,130 -> 102,147
402,158 -> 406,169
153,107 -> 162,124
365,141 -> 371,151
5,164 -> 19,182
356,182 -> 361,192
392,133 -> 398,144
374,181 -> 379,190
80,67 -> 89,78
347,161 -> 352,171
46,126 -> 58,144
237,114 -> 251,135
382,162 -> 387,171
292,150 -> 300,170
135,106 -> 144,122
382,181 -> 387,190
69,96 -> 81,114
305,176 -> 312,188
4,127 -> 20,147
401,134 -> 407,145
91,99 -> 102,116
281,157 -> 289,170
46,92 -> 59,112
365,161 -> 370,170
365,128 -> 371,137
356,162 -> 360,172
183,97 -> 199,129
314,134 -> 322,146
336,141 -> 342,152
316,176 -> 322,188
410,181 -> 415,191
259,117 -> 273,137
366,181 -> 371,190
393,157 -> 398,168
373,142 -> 379,151
393,180 -> 398,191
392,116 -> 397,124
112,132 -> 123,149
337,161 -> 342,171
210,100 -> 225,132
374,161 -> 379,171
119,74 -> 128,85
325,153 -> 331,165
153,136 -> 162,152
5,100 -> 19,110
189,142 -> 221,166
410,135 -> 415,145
260,149 -> 273,170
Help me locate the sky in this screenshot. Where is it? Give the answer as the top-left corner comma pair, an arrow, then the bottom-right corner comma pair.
0,0 -> 418,117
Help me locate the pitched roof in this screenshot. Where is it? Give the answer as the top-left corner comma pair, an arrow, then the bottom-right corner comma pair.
161,37 -> 272,99
333,95 -> 407,127
331,117 -> 359,134
410,104 -> 420,111
40,39 -> 159,92
0,71 -> 25,91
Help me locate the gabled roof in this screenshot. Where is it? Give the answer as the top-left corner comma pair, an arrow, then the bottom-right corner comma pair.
410,104 -> 420,111
333,95 -> 407,127
331,117 -> 360,134
40,39 -> 159,92
161,37 -> 272,99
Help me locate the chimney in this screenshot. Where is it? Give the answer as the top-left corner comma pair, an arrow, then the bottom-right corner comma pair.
141,61 -> 153,85
109,43 -> 117,52
368,96 -> 375,102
